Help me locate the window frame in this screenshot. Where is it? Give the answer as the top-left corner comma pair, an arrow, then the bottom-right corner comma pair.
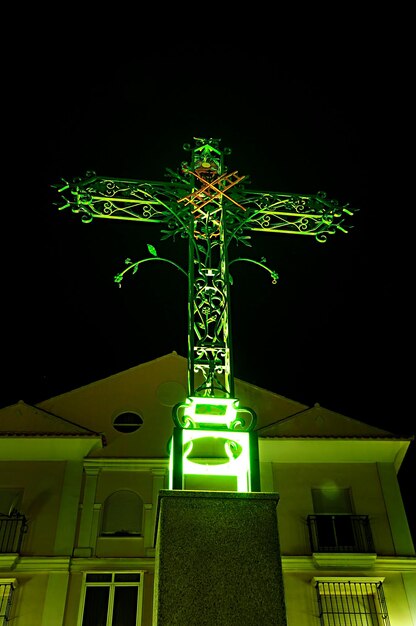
77,571 -> 144,626
0,578 -> 17,625
100,490 -> 144,537
112,412 -> 143,434
0,489 -> 23,517
311,487 -> 354,515
313,577 -> 390,626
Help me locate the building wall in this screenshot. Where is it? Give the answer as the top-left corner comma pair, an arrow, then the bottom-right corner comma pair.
95,471 -> 154,504
283,573 -> 317,625
0,461 -> 67,555
1,451 -> 414,624
142,572 -> 155,626
282,570 -> 416,626
63,571 -> 83,625
10,573 -> 48,626
272,462 -> 395,555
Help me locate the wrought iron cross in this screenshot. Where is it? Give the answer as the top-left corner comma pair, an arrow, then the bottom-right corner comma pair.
54,137 -> 356,490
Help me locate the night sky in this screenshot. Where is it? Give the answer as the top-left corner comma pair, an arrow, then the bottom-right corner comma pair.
3,44 -> 414,539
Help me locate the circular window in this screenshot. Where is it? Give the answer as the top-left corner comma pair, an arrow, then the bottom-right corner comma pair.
156,381 -> 186,407
112,412 -> 143,433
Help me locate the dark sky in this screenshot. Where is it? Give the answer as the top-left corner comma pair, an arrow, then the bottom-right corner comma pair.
3,44 -> 414,539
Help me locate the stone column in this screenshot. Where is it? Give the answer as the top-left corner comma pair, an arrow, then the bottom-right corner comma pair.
153,490 -> 287,626
73,467 -> 99,558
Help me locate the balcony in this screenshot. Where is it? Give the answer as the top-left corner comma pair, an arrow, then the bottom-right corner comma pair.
307,514 -> 377,568
308,514 -> 375,553
0,580 -> 16,622
0,511 -> 28,569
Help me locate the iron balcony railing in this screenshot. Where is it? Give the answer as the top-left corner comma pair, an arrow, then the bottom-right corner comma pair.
0,582 -> 15,622
0,511 -> 28,553
307,514 -> 375,553
315,580 -> 390,626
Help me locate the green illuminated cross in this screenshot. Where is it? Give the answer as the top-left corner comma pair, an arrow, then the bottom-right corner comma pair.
54,137 -> 355,401
54,137 -> 356,490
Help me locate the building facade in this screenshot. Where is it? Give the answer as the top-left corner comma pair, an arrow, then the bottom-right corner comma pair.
1,352 -> 414,625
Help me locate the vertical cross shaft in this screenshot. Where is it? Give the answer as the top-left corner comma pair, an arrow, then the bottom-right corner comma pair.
180,140 -> 246,399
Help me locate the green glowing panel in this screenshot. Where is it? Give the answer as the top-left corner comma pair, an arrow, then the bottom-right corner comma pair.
184,475 -> 238,492
173,396 -> 257,431
169,428 -> 253,492
195,403 -> 228,416
184,397 -> 238,429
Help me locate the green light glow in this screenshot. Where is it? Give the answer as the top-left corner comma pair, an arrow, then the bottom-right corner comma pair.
175,396 -> 241,430
169,428 -> 252,492
169,396 -> 259,491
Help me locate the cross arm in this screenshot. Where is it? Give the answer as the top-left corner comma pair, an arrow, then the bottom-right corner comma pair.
52,173 -> 190,229
228,187 -> 357,243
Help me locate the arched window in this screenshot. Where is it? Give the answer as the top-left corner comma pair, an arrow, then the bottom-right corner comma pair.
100,490 -> 143,536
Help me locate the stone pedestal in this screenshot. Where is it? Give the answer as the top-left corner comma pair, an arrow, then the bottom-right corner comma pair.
153,490 -> 287,626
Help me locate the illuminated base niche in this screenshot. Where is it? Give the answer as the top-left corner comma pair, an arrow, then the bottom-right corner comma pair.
169,426 -> 260,493
152,490 -> 287,626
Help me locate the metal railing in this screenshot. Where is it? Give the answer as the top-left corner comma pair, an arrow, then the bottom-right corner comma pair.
0,582 -> 15,621
315,580 -> 390,625
0,511 -> 28,554
307,514 -> 375,553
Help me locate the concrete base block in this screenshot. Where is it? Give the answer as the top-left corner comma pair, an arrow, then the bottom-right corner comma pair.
153,490 -> 287,626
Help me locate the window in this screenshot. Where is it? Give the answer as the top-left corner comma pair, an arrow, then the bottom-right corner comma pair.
314,578 -> 390,626
312,487 -> 353,515
112,413 -> 143,434
100,491 -> 143,536
308,514 -> 374,553
79,572 -> 143,626
0,509 -> 28,554
311,515 -> 356,551
0,580 -> 16,626
0,490 -> 23,517
310,487 -> 362,552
